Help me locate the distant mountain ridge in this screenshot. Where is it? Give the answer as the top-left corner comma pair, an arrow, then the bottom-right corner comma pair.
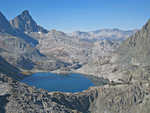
68,29 -> 138,42
10,10 -> 48,33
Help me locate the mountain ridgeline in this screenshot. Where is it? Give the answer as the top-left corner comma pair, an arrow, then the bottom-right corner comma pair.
68,29 -> 138,42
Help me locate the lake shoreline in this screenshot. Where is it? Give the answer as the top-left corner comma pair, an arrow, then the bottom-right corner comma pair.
21,69 -> 96,78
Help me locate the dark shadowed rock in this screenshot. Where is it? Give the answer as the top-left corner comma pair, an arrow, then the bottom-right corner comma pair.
0,11 -> 15,35
0,56 -> 23,79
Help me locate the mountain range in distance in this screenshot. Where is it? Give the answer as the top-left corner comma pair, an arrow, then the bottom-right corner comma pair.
68,29 -> 138,42
7,10 -> 138,42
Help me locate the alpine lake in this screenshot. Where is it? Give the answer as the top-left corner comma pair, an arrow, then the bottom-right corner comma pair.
21,72 -> 109,93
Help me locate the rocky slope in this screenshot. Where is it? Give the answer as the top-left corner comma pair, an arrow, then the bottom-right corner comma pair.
115,19 -> 150,66
77,19 -> 150,80
0,31 -> 44,70
33,30 -> 93,65
29,29 -> 118,71
0,56 -> 23,79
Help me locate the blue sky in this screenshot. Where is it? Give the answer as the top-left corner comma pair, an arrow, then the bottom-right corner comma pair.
1,0 -> 150,32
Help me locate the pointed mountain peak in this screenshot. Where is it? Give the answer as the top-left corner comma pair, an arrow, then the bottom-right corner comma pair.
10,10 -> 48,33
143,18 -> 150,31
22,10 -> 29,15
20,10 -> 31,18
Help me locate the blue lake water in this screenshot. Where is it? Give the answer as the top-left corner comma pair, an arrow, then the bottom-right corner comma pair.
21,73 -> 97,93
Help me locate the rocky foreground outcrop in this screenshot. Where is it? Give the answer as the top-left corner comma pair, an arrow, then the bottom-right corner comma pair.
0,65 -> 150,113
